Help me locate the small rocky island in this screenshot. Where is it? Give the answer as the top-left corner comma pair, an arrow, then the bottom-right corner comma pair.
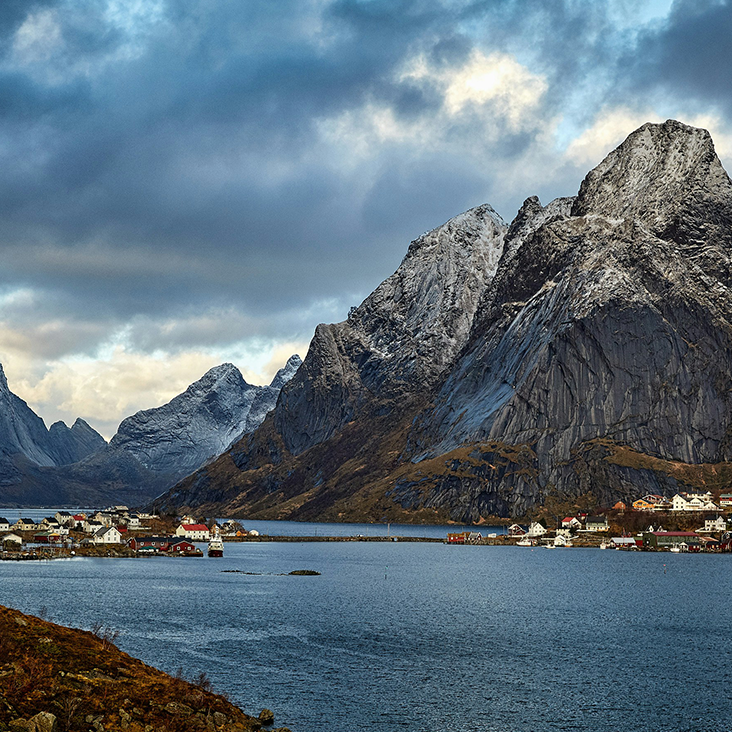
0,605 -> 288,732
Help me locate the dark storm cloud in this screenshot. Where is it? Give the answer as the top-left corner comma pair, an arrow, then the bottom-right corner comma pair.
631,1 -> 732,113
0,0 -> 699,354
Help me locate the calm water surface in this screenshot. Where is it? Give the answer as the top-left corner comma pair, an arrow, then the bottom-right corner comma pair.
1,542 -> 730,731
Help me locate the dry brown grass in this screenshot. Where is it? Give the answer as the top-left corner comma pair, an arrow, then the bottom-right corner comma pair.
0,605 -> 274,731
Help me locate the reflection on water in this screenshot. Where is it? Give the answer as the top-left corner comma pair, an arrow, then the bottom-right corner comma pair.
1,542 -> 730,731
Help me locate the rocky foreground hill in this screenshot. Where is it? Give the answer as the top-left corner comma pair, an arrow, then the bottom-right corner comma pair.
0,358 -> 300,507
0,604 -> 287,732
155,120 -> 732,523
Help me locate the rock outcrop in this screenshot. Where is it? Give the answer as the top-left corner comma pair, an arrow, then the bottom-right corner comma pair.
155,120 -> 732,523
0,604 -> 283,732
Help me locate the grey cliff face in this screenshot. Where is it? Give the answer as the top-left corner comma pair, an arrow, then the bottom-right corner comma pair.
275,204 -> 507,455
405,119 -> 732,516
47,418 -> 107,466
111,358 -> 301,479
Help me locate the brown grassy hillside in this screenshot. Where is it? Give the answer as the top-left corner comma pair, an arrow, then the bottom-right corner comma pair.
0,605 -> 287,732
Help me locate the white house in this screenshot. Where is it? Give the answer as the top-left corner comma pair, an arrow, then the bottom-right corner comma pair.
93,526 -> 123,544
1,532 -> 22,547
0,518 -> 9,532
553,534 -> 573,547
13,518 -> 36,532
93,512 -> 114,527
672,492 -> 718,512
175,523 -> 210,541
527,522 -> 547,537
83,520 -> 104,534
125,514 -> 141,530
703,515 -> 727,532
54,511 -> 74,526
561,517 -> 582,529
585,516 -> 609,532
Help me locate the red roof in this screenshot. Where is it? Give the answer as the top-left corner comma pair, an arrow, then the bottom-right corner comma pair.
181,524 -> 208,531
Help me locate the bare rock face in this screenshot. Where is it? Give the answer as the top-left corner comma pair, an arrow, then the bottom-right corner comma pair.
47,418 -> 107,466
406,119 -> 732,516
111,359 -> 300,480
275,204 -> 506,455
157,120 -> 732,522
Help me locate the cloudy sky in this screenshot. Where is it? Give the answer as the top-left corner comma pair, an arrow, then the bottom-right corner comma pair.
1,0 -> 732,438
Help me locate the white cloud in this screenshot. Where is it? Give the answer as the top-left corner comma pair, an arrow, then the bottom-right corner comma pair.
401,50 -> 548,129
3,339 -> 307,440
12,9 -> 64,66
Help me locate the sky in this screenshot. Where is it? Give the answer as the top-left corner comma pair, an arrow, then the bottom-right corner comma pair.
1,0 -> 732,438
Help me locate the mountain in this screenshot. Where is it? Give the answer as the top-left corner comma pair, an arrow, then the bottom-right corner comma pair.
0,357 -> 301,507
47,418 -> 107,465
155,120 -> 732,523
110,357 -> 302,481
0,364 -> 106,484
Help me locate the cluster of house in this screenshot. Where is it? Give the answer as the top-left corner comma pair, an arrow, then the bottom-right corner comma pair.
618,491 -> 731,512
0,507 -> 158,548
447,500 -> 732,551
0,510 -> 257,556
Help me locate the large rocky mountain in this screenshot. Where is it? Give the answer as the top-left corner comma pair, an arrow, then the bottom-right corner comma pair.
155,120 -> 732,523
0,357 -> 301,507
110,356 -> 302,481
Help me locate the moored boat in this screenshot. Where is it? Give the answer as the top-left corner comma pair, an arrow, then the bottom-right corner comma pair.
208,526 -> 224,558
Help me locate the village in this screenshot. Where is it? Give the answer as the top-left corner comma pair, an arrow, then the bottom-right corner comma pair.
3,489 -> 732,558
0,507 -> 257,560
448,490 -> 732,552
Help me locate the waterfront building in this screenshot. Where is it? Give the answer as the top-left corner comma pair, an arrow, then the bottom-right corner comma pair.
643,531 -> 702,549
93,526 -> 123,544
585,516 -> 609,532
175,523 -> 210,541
527,522 -> 547,537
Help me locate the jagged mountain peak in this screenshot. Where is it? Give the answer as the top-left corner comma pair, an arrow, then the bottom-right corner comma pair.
193,362 -> 247,390
572,119 -> 732,234
270,354 -> 302,389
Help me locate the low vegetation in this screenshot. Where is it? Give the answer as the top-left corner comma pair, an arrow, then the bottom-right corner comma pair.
0,605 -> 287,732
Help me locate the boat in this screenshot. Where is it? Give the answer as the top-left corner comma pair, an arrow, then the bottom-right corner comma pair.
208,526 -> 224,558
516,538 -> 533,547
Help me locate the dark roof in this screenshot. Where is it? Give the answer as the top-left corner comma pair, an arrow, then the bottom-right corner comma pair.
0,518 -> 8,523
586,516 -> 607,523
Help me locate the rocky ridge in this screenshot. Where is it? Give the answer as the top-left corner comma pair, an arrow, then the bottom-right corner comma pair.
0,357 -> 301,507
156,120 -> 732,523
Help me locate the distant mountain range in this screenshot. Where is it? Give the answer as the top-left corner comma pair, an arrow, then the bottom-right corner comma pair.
0,356 -> 301,507
152,120 -> 732,523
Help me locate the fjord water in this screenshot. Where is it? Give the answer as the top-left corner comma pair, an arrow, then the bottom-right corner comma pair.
2,543 -> 730,731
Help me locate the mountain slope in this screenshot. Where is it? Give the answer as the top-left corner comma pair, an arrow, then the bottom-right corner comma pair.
156,120 -> 732,523
0,358 -> 300,507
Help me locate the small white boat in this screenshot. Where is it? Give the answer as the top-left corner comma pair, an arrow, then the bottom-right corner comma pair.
208,526 -> 224,558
